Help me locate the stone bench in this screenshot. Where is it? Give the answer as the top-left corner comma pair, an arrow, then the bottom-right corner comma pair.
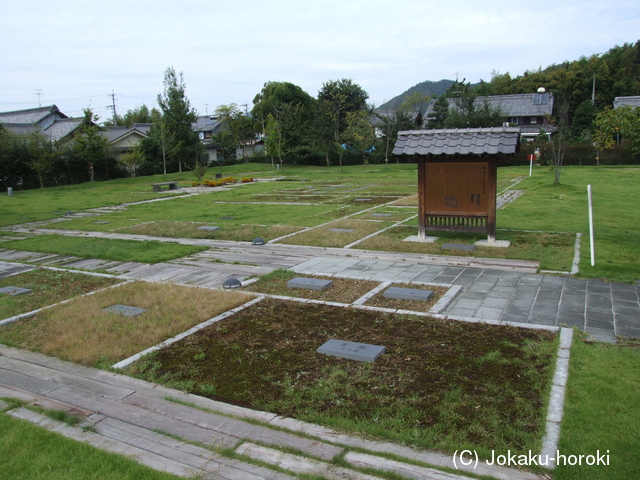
151,181 -> 178,192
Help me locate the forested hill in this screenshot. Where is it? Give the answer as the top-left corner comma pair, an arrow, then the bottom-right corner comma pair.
377,80 -> 456,110
380,40 -> 640,117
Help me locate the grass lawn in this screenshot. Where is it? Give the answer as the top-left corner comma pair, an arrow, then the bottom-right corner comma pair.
0,409 -> 182,480
1,234 -> 209,264
127,297 -> 558,460
0,281 -> 253,367
0,268 -> 121,320
554,337 -> 640,480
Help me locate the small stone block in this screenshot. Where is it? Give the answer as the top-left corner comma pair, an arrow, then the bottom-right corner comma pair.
197,226 -> 220,232
372,213 -> 392,217
329,228 -> 354,233
441,243 -> 476,252
93,221 -> 110,224
252,237 -> 266,245
475,239 -> 511,248
287,277 -> 333,291
0,286 -> 33,296
220,216 -> 235,220
403,235 -> 437,243
317,339 -> 386,362
354,198 -> 372,202
103,304 -> 148,317
383,286 -> 434,302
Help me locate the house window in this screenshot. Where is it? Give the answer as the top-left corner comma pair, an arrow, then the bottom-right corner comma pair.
531,117 -> 538,124
511,117 -> 520,124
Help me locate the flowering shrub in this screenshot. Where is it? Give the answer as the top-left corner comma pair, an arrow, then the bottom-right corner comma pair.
193,176 -> 243,187
241,177 -> 254,183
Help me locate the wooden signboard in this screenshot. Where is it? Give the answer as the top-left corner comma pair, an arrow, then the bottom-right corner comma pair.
418,158 -> 497,241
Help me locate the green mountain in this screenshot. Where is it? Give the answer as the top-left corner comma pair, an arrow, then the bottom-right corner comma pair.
377,80 -> 454,111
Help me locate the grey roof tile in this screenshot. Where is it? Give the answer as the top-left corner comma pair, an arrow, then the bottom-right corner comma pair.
393,127 -> 520,156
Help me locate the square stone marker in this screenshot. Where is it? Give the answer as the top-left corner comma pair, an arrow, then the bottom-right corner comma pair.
197,226 -> 220,232
0,286 -> 32,296
287,277 -> 333,291
318,339 -> 386,363
383,286 -> 434,302
329,228 -> 354,233
102,304 -> 148,317
441,243 -> 476,252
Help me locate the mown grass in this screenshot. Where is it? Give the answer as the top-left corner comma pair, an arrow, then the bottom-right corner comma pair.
1,234 -> 208,264
279,218 -> 395,248
357,226 -> 576,271
0,281 -> 253,366
0,411 -> 182,480
554,336 -> 640,480
499,166 -> 640,283
0,268 -> 120,320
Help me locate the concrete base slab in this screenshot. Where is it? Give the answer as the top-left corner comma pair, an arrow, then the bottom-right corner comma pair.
383,286 -> 434,302
287,277 -> 333,291
329,228 -> 354,233
0,286 -> 32,296
103,304 -> 148,317
197,226 -> 220,232
475,239 -> 511,248
403,235 -> 437,243
317,339 -> 385,362
441,243 -> 476,252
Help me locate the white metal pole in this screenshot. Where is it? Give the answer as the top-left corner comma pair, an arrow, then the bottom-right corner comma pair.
588,185 -> 595,266
529,155 -> 533,176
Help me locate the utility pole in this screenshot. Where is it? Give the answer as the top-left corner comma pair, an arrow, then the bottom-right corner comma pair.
34,89 -> 43,107
109,90 -> 118,124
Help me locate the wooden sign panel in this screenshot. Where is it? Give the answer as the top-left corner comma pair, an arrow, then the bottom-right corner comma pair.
424,161 -> 490,215
417,158 -> 497,241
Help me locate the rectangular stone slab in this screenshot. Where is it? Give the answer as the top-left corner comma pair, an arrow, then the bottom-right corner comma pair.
383,286 -> 434,302
197,226 -> 220,232
317,339 -> 386,362
287,277 -> 333,291
0,286 -> 32,296
441,243 -> 476,252
103,304 -> 148,317
329,228 -> 354,232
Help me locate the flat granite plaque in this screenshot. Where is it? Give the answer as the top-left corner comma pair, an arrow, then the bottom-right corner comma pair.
317,339 -> 386,362
441,243 -> 476,252
197,226 -> 220,232
0,286 -> 32,296
103,304 -> 148,317
287,277 -> 333,291
329,228 -> 354,233
383,286 -> 434,302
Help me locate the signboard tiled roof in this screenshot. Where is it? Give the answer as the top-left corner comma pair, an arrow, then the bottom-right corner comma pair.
393,127 -> 520,156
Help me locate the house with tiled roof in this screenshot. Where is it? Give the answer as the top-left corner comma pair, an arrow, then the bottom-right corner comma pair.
613,96 -> 640,109
424,92 -> 555,139
101,125 -> 149,158
0,105 -> 87,142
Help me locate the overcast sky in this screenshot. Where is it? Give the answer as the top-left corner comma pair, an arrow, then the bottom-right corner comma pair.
1,0 -> 639,122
